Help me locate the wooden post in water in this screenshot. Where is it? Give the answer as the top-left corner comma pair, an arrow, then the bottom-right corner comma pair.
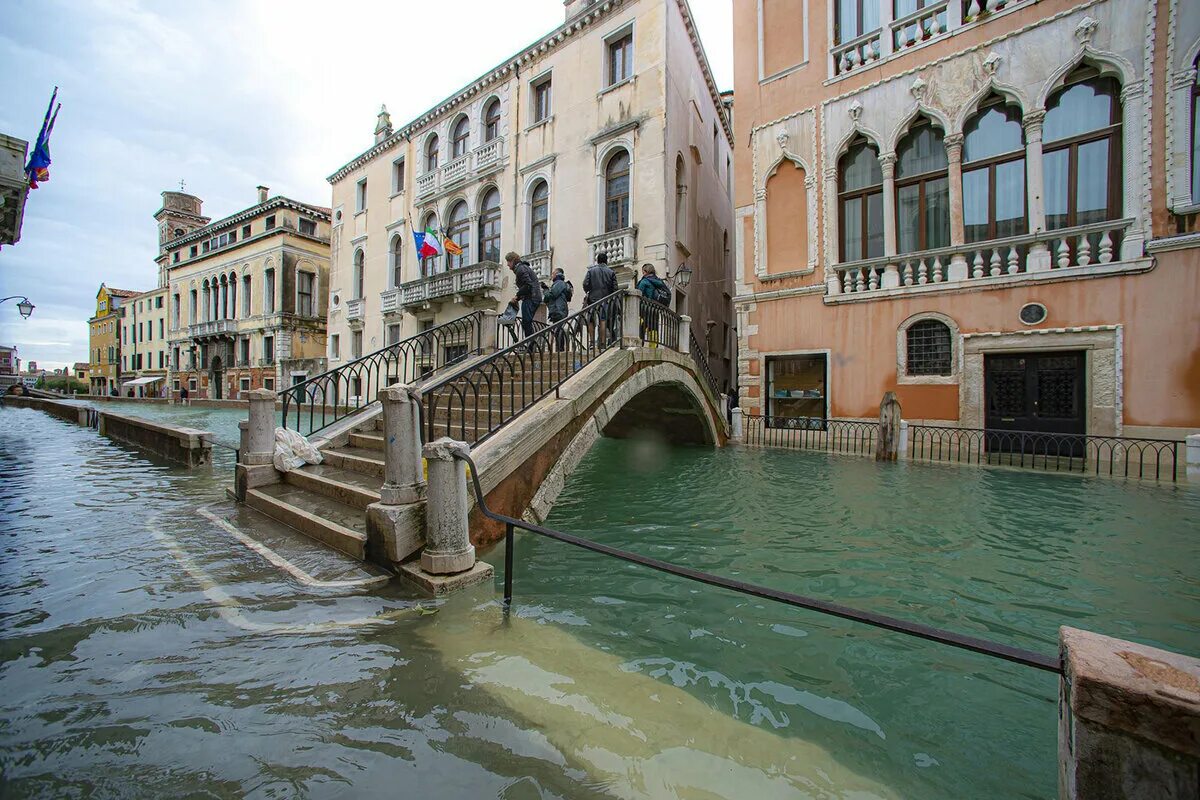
876,391 -> 901,462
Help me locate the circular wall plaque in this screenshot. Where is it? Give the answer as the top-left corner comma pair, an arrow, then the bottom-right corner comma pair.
1019,303 -> 1047,325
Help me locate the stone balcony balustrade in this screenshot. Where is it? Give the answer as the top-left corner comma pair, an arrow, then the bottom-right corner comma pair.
416,170 -> 438,199
523,249 -> 553,281
188,319 -> 238,339
415,137 -> 507,201
827,218 -> 1139,302
399,261 -> 502,309
473,137 -> 504,171
441,154 -> 470,188
586,227 -> 638,268
380,288 -> 401,315
346,298 -> 365,322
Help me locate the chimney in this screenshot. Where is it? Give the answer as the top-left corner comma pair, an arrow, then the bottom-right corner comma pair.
256,185 -> 269,204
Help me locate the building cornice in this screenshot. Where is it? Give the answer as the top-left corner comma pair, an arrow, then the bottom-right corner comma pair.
327,0 -> 732,185
163,196 -> 331,251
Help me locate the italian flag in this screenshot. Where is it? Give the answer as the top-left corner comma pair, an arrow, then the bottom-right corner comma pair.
413,227 -> 442,258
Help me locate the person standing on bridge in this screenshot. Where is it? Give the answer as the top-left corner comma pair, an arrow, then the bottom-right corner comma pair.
505,251 -> 542,340
583,252 -> 618,348
545,267 -> 573,351
635,263 -> 670,347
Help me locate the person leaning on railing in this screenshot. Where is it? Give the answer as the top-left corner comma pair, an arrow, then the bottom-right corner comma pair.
635,263 -> 669,347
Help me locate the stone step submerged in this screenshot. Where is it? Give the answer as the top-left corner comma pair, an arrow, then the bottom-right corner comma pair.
245,482 -> 368,560
283,463 -> 382,510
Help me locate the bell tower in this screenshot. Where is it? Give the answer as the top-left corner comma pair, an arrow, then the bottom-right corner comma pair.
154,183 -> 210,286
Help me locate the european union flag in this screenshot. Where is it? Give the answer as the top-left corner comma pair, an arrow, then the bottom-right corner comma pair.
25,87 -> 61,190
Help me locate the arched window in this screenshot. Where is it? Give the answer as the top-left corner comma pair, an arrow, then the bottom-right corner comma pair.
242,274 -> 251,317
201,280 -> 210,322
421,213 -> 439,277
484,99 -> 501,143
479,188 -> 502,263
529,180 -> 549,252
838,136 -> 883,261
425,134 -> 440,172
896,117 -> 949,253
451,116 -> 470,159
447,200 -> 471,270
604,149 -> 631,232
906,319 -> 952,376
353,249 -> 365,299
228,272 -> 237,319
1043,66 -> 1122,230
963,97 -> 1027,242
390,234 -> 404,288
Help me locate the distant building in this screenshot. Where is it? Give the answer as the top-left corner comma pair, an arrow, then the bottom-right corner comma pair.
0,344 -> 18,375
159,186 -> 331,399
73,362 -> 89,380
0,134 -> 28,248
88,284 -> 138,395
118,286 -> 169,397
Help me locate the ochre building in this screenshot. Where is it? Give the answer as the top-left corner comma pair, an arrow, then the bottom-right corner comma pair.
731,0 -> 1200,440
88,284 -> 138,396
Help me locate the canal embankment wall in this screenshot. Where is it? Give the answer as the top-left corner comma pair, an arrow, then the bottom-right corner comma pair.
2,394 -> 212,467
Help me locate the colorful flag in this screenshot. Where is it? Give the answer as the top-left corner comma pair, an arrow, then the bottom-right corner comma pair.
413,227 -> 441,258
442,228 -> 463,256
25,87 -> 61,190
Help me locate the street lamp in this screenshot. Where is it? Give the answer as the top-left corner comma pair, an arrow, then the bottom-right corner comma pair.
0,295 -> 35,318
667,264 -> 693,289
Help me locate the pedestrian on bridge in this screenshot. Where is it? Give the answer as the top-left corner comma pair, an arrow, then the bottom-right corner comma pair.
505,251 -> 542,340
636,263 -> 670,347
545,268 -> 573,351
583,252 -> 618,349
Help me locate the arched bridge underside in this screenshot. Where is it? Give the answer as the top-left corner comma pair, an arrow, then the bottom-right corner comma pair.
470,347 -> 726,547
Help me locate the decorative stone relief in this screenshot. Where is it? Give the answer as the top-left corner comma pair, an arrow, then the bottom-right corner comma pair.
848,100 -> 863,122
909,77 -> 928,103
1074,16 -> 1098,46
982,52 -> 1002,76
776,130 -> 790,150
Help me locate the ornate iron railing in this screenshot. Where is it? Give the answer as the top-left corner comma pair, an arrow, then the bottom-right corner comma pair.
280,311 -> 483,436
742,414 -> 878,456
635,296 -> 681,350
908,425 -> 1183,481
688,329 -> 722,402
496,316 -> 550,350
423,292 -> 624,446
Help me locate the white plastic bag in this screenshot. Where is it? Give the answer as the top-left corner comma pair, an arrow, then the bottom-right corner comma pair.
273,427 -> 323,472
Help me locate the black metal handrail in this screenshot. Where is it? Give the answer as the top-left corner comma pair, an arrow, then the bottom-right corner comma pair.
635,295 -> 681,350
496,316 -> 550,350
453,449 -> 1060,674
280,311 -> 483,436
688,329 -> 722,403
909,424 -> 1183,481
743,414 -> 877,456
422,291 -> 624,446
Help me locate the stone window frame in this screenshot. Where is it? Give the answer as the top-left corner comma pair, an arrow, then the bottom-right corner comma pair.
1167,37 -> 1200,213
897,311 -> 959,385
757,0 -> 809,84
601,21 -> 635,91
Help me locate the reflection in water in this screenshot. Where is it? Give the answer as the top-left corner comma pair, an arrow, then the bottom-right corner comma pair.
1,406 -> 1197,798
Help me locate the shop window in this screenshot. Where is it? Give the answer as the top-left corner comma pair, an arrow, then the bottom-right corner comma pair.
766,354 -> 827,428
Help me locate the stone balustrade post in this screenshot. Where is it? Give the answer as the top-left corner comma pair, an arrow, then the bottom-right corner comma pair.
479,309 -> 499,353
243,389 -> 275,465
678,315 -> 692,354
621,288 -> 642,349
378,384 -> 425,505
1059,627 -> 1200,799
1186,433 -> 1200,481
420,438 -> 475,575
730,407 -> 744,440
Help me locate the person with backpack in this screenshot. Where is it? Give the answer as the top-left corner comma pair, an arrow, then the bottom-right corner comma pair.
544,267 -> 573,351
583,252 -> 619,347
505,251 -> 543,339
636,263 -> 671,347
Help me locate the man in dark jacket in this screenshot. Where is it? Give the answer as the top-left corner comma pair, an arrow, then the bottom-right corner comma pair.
505,251 -> 543,338
582,252 -> 619,346
544,268 -> 572,350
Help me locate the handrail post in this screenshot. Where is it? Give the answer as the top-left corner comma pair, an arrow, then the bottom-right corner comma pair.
421,438 -> 476,574
621,288 -> 641,349
678,315 -> 691,354
243,389 -> 276,466
479,309 -> 499,353
504,522 -> 514,606
1186,434 -> 1200,481
378,384 -> 425,505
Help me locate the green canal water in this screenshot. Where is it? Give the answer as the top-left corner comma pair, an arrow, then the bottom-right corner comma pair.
1,403 -> 1197,798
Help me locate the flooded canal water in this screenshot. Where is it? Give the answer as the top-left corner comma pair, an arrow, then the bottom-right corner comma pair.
1,403 -> 1197,798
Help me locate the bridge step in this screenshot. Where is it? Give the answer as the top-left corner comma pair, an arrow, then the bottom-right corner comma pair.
322,446 -> 386,478
283,463 -> 382,510
348,431 -> 385,451
245,483 -> 367,559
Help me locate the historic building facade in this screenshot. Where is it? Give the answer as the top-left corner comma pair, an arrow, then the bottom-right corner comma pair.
731,0 -> 1200,439
88,284 -> 138,395
325,0 -> 736,389
118,286 -> 169,396
158,187 -> 331,399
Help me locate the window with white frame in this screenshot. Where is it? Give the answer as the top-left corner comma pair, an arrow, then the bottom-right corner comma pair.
451,115 -> 470,159
393,157 -> 406,193
330,334 -> 340,359
355,179 -> 367,213
531,74 -> 552,124
529,180 -> 549,251
264,268 -> 276,314
483,99 -> 501,142
297,271 -> 315,316
606,28 -> 633,87
390,234 -> 404,288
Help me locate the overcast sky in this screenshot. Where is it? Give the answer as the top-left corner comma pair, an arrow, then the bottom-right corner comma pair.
0,0 -> 732,370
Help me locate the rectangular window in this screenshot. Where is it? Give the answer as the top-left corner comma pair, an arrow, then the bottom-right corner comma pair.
532,76 -> 552,123
229,229 -> 237,244
173,348 -> 180,370
836,0 -> 880,44
393,158 -> 405,193
189,377 -> 197,391
158,319 -> 164,338
299,218 -> 317,236
202,240 -> 210,253
189,245 -> 198,257
174,380 -> 180,391
263,377 -> 275,391
156,296 -> 163,309
356,179 -> 368,212
239,338 -> 250,365
158,351 -> 164,369
263,336 -> 275,364
386,324 -> 401,346
173,251 -> 180,263
264,268 -> 276,314
352,330 -> 363,359
242,224 -> 251,239
265,215 -> 276,230
297,271 -> 315,316
766,354 -> 828,428
712,123 -> 719,166
330,334 -> 340,359
607,31 -> 633,86
240,378 -> 251,394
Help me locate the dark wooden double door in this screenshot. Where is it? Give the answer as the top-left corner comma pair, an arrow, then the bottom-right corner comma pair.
984,351 -> 1085,455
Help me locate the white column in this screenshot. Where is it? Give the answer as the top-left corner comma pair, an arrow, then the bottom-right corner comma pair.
1187,433 -> 1200,481
879,0 -> 895,58
944,134 -> 969,280
1118,84 -> 1146,261
678,315 -> 692,354
420,438 -> 476,575
880,153 -> 901,288
621,287 -> 641,348
479,309 -> 499,353
731,407 -> 744,440
243,388 -> 275,465
824,167 -> 842,295
378,384 -> 425,505
1023,111 -> 1052,272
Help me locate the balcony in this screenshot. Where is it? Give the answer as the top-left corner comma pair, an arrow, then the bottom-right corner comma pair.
828,219 -> 1140,302
587,227 -> 638,267
414,138 -> 508,201
524,249 -> 553,281
380,288 -> 401,315
416,170 -> 438,199
398,261 -> 503,309
473,136 -> 504,171
187,319 -> 238,339
345,298 -> 365,322
441,154 -> 470,187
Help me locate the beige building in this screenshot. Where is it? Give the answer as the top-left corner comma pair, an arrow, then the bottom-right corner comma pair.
88,284 -> 138,395
118,286 -> 169,396
158,187 -> 332,399
325,0 -> 735,388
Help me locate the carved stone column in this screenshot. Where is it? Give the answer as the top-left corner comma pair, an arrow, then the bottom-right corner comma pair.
944,134 -> 969,280
880,153 -> 901,288
823,167 -> 842,295
1023,111 -> 1052,272
420,438 -> 475,575
378,384 -> 425,505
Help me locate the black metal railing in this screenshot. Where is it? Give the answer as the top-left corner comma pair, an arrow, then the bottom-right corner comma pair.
496,316 -> 550,350
422,292 -> 624,446
688,329 -> 722,403
280,311 -> 483,436
909,425 -> 1183,481
635,295 -> 681,350
743,414 -> 878,456
454,449 -> 1060,674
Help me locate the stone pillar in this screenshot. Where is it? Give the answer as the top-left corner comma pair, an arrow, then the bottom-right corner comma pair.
678,315 -> 692,354
898,419 -> 909,458
731,407 -> 744,440
944,134 -> 969,280
880,153 -> 898,259
876,391 -> 902,462
378,384 -> 425,505
824,167 -> 842,295
1023,112 -> 1052,272
479,309 -> 499,353
1186,434 -> 1200,481
1059,626 -> 1200,799
421,438 -> 475,574
621,287 -> 641,349
243,389 -> 275,465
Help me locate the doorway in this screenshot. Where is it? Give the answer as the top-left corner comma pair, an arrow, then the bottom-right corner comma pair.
210,356 -> 224,400
984,351 -> 1085,453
